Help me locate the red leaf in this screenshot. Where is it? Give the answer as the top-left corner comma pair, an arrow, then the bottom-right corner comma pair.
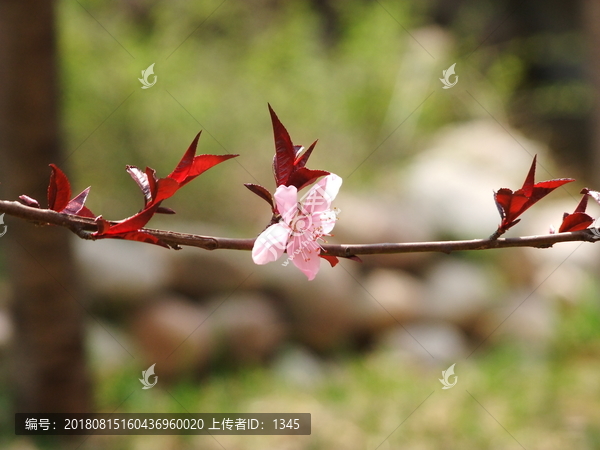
77,206 -> 96,218
559,191 -> 595,232
92,205 -> 168,247
521,155 -> 537,197
574,193 -> 589,213
319,254 -> 362,266
244,183 -> 274,210
168,132 -> 201,184
287,168 -> 330,191
62,187 -> 94,217
48,164 -> 72,212
494,156 -> 574,234
98,205 -> 158,236
294,140 -> 318,169
167,133 -> 238,187
269,104 -> 296,186
19,195 -> 40,208
128,135 -> 236,215
154,177 -> 180,204
45,165 -> 95,216
166,132 -> 238,195
559,212 -> 594,232
319,254 -> 339,267
178,154 -> 238,187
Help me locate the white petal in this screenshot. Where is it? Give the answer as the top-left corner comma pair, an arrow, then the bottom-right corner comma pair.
252,223 -> 291,264
299,174 -> 342,214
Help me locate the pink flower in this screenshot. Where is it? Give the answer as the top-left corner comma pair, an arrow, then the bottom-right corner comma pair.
252,174 -> 342,280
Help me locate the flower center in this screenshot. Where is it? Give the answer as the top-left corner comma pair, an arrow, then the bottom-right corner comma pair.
290,210 -> 312,235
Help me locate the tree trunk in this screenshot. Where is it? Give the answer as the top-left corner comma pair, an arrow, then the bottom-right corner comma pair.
583,0 -> 600,185
0,0 -> 91,412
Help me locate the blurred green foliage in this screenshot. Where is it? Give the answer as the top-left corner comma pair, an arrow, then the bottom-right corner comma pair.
57,0 -> 532,233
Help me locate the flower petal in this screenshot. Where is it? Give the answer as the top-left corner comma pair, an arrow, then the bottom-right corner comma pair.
288,235 -> 322,280
299,174 -> 342,215
292,246 -> 321,281
319,209 -> 338,235
274,185 -> 298,223
252,223 -> 291,264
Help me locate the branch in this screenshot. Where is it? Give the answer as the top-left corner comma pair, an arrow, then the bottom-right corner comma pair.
1,199 -> 599,257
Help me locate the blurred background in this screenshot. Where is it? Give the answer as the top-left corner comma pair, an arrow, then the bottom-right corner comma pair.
1,0 -> 600,448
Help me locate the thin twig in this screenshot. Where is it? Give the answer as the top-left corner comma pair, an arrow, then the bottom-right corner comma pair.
1,199 -> 599,257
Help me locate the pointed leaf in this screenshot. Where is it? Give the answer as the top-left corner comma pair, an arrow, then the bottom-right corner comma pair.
558,193 -> 594,233
48,164 -> 72,211
93,211 -> 168,248
168,132 -> 201,184
269,104 -> 296,186
294,140 -> 318,169
520,180 -> 574,211
493,156 -> 575,233
521,155 -> 537,197
574,193 -> 589,214
178,154 -> 238,187
244,183 -> 274,209
99,205 -> 158,236
319,254 -> 339,267
534,179 -> 576,189
559,212 -> 594,233
62,187 -> 92,216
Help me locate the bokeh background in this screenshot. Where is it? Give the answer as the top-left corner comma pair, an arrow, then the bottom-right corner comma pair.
1,0 -> 600,448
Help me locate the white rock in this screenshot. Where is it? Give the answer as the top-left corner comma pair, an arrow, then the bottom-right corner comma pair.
130,296 -> 215,380
272,345 -> 325,388
74,238 -> 169,299
377,321 -> 468,363
398,120 -> 553,238
424,259 -> 497,325
87,321 -> 134,374
473,290 -> 555,352
359,268 -> 426,333
206,292 -> 286,365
